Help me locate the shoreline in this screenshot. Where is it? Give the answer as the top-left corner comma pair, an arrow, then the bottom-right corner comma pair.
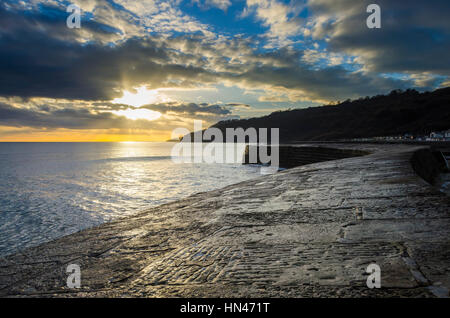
1,143 -> 449,297
0,142 -> 261,258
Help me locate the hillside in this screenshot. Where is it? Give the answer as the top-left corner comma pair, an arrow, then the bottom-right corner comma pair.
206,88 -> 450,143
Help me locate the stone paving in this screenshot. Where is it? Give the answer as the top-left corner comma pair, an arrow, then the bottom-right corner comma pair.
0,144 -> 449,297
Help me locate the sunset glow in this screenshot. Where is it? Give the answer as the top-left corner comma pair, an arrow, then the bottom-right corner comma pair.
111,86 -> 164,107
112,108 -> 162,121
0,1 -> 448,142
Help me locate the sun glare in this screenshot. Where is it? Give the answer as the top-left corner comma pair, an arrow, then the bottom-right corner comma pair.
112,86 -> 161,107
110,86 -> 165,121
113,108 -> 162,121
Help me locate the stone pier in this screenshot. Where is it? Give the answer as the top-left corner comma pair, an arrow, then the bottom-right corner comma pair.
0,143 -> 449,297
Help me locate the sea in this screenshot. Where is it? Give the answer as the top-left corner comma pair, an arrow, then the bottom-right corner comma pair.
0,142 -> 260,257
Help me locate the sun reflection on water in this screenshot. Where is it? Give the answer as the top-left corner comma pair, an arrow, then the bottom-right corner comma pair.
0,142 -> 260,256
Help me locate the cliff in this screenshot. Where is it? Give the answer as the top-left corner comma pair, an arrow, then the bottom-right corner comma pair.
207,87 -> 450,143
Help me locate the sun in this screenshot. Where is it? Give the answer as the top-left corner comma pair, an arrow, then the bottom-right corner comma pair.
113,108 -> 162,121
112,86 -> 161,107
110,85 -> 166,121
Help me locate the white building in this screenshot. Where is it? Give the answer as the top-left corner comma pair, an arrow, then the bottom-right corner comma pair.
445,130 -> 450,139
430,132 -> 444,139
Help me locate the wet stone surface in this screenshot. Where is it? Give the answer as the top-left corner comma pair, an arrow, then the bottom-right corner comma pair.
0,143 -> 449,297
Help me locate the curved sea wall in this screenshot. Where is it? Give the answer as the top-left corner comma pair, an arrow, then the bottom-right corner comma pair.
0,143 -> 449,297
410,148 -> 448,185
243,145 -> 369,168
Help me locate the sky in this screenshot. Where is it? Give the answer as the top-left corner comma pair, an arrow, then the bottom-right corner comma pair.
0,0 -> 449,141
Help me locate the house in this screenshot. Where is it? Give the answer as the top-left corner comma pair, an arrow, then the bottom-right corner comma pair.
445,130 -> 450,139
430,132 -> 444,139
403,133 -> 413,139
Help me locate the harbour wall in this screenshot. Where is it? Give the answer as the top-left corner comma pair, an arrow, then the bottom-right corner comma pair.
243,145 -> 369,169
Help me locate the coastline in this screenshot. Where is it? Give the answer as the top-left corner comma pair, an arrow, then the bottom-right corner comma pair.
0,142 -> 261,258
0,143 -> 449,297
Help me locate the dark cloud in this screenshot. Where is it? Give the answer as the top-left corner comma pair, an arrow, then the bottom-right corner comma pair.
0,0 -> 446,107
0,4 -> 214,100
308,0 -> 450,75
0,101 -> 147,129
223,49 -> 417,101
226,103 -> 251,108
0,100 -> 234,129
90,101 -> 233,116
142,102 -> 231,115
